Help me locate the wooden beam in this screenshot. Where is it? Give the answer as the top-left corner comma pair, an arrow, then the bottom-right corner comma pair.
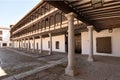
80,1 -> 120,13
83,6 -> 120,15
84,11 -> 120,19
90,15 -> 120,20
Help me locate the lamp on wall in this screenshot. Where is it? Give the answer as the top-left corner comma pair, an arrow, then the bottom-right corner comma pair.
108,28 -> 113,33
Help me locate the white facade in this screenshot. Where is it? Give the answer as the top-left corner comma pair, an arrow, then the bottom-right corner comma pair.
81,28 -> 120,57
37,35 -> 65,52
0,27 -> 10,48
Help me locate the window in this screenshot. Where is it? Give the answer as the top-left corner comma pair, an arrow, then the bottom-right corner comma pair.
48,41 -> 50,48
0,37 -> 2,41
96,37 -> 112,53
3,43 -> 7,46
45,18 -> 49,28
36,43 -> 38,50
0,31 -> 2,35
56,41 -> 59,49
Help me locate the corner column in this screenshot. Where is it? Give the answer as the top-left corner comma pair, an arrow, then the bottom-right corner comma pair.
65,12 -> 77,76
87,26 -> 94,62
49,33 -> 52,55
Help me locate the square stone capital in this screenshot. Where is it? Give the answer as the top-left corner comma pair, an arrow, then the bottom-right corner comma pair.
65,12 -> 77,20
48,33 -> 52,36
87,25 -> 94,30
32,37 -> 35,39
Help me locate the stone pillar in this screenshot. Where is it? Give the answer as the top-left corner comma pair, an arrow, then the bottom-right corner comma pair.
20,39 -> 22,49
17,40 -> 19,48
28,37 -> 30,51
14,40 -> 16,48
49,33 -> 52,55
87,26 -> 94,62
65,12 -> 77,76
39,35 -> 42,53
19,40 -> 20,49
32,37 -> 35,52
24,38 -> 26,49
12,40 -> 14,48
21,39 -> 23,50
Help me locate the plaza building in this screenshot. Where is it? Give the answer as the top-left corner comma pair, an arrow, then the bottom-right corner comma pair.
0,27 -> 10,48
10,1 -> 84,54
10,0 -> 120,76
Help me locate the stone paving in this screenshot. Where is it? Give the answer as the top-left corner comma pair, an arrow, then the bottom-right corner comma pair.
17,55 -> 120,80
0,48 -> 120,80
0,48 -> 67,79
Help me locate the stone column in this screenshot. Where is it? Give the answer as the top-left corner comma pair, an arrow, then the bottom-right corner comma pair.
19,40 -> 20,49
65,12 -> 77,76
28,37 -> 30,51
49,33 -> 52,55
32,37 -> 35,52
39,35 -> 42,53
87,26 -> 94,62
12,40 -> 14,48
14,40 -> 16,48
21,39 -> 23,50
24,38 -> 26,49
17,40 -> 19,49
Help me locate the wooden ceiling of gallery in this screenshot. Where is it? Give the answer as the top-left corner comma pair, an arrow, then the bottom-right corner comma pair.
46,0 -> 120,31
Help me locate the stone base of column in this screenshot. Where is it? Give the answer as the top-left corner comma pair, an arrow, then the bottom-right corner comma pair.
39,50 -> 42,54
32,49 -> 35,52
88,56 -> 94,62
27,49 -> 29,51
65,67 -> 78,76
48,52 -> 52,55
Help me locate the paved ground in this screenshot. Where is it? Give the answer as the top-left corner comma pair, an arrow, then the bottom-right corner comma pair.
0,48 -> 67,79
18,55 -> 120,80
0,48 -> 120,80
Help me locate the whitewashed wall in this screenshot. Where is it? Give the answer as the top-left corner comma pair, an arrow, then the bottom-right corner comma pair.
35,38 -> 40,50
81,28 -> 120,57
0,29 -> 10,47
25,34 -> 65,52
42,35 -> 65,52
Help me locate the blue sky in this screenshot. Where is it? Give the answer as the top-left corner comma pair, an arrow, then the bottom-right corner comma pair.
0,0 -> 40,28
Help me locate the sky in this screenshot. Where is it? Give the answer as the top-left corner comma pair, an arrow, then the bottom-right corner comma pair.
0,0 -> 41,28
